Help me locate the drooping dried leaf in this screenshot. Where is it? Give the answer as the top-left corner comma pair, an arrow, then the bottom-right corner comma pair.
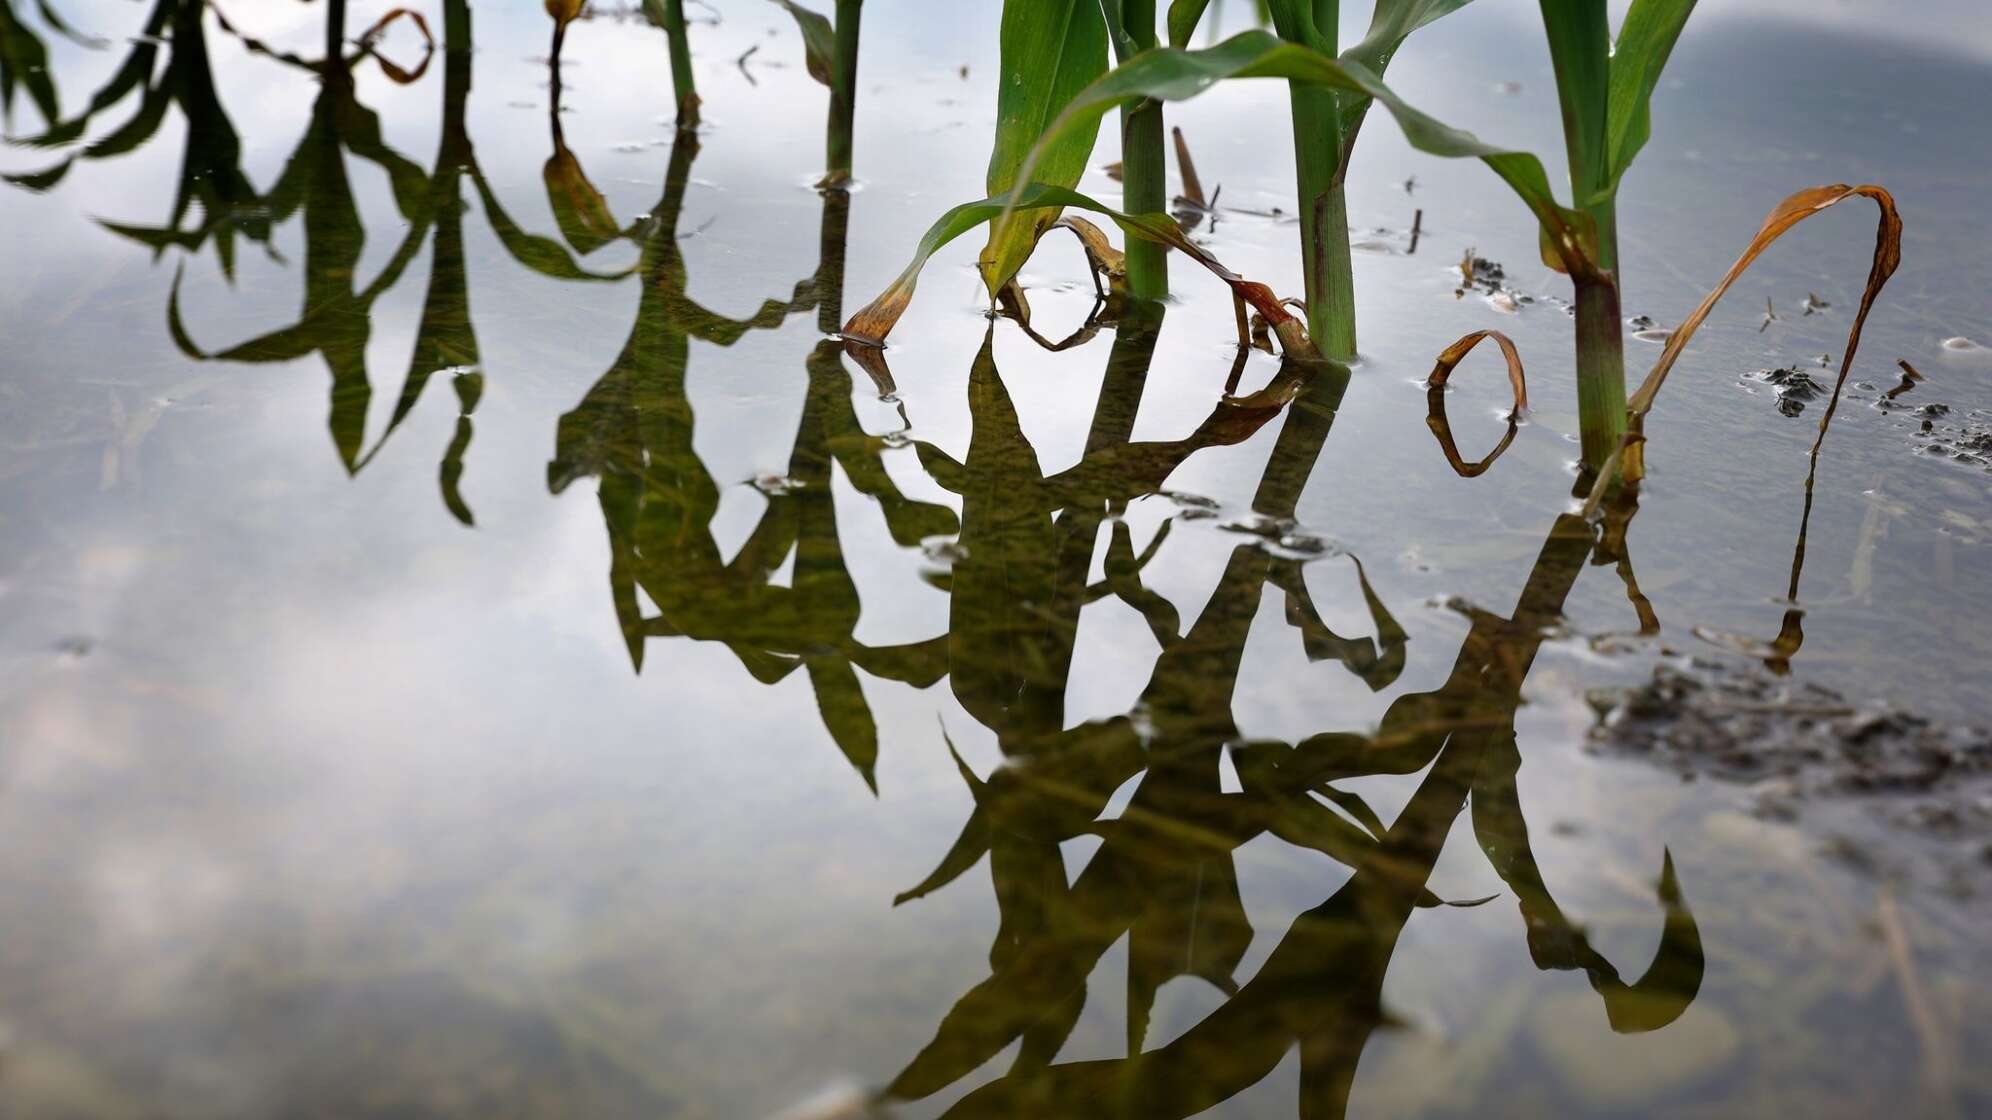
1583,184 -> 1902,515
842,182 -> 1315,358
1051,215 -> 1126,289
1424,329 -> 1526,477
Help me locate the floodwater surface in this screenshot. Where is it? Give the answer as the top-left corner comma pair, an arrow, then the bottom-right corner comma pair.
1,1 -> 1989,1117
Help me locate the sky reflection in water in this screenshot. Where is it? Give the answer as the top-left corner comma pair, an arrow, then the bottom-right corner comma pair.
0,1 -> 1989,1117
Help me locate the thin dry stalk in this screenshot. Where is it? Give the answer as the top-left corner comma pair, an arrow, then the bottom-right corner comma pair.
1583,184 -> 1902,515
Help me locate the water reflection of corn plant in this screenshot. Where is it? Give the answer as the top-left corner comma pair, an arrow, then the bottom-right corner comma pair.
0,0 -> 63,132
29,1 -> 614,521
5,0 -> 264,239
544,71 -> 965,789
886,386 -> 1704,1112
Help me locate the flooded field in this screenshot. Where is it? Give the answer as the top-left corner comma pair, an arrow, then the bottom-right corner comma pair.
1,1 -> 1988,1116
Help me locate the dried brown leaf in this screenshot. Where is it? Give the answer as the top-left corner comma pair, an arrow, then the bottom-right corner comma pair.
1584,184 -> 1902,515
1425,329 -> 1527,478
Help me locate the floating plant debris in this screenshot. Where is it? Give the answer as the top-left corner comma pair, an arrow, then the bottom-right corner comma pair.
1883,358 -> 1926,401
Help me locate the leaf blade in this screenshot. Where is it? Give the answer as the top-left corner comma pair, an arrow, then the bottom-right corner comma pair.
979,0 -> 1110,292
1005,31 -> 1594,275
768,0 -> 836,86
1603,0 -> 1696,196
1166,0 -> 1213,47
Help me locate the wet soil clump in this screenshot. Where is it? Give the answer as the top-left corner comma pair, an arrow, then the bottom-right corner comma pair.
1588,661 -> 1992,894
1589,661 -> 1990,794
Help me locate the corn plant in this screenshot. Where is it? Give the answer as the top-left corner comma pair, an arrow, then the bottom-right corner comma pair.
1531,0 -> 1694,468
974,0 -> 1109,300
846,3 -> 1485,360
1161,0 -> 1474,359
771,0 -> 865,186
978,3 -> 1694,462
1105,0 -> 1172,297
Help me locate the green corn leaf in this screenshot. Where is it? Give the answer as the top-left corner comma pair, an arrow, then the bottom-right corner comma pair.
1336,0 -> 1474,138
1602,0 -> 1696,199
1262,0 -> 1328,53
978,0 -> 1109,294
1166,0 -> 1212,47
1538,0 -> 1611,200
768,0 -> 835,86
1006,30 -> 1596,276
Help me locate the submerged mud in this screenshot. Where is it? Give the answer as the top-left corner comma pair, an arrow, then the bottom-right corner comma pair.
1590,659 -> 1992,898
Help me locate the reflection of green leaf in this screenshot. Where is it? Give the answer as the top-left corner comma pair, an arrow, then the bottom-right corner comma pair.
1471,736 -> 1704,1032
7,16 -> 157,148
440,416 -> 475,525
542,142 -> 620,255
948,331 -> 1059,736
807,656 -> 879,793
3,158 -> 65,189
0,0 -> 59,128
1127,850 -> 1250,1051
471,165 -> 632,282
895,737 -> 990,905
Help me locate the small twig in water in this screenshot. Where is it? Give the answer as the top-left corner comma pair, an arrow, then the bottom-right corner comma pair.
1408,208 -> 1423,255
1884,359 -> 1925,402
